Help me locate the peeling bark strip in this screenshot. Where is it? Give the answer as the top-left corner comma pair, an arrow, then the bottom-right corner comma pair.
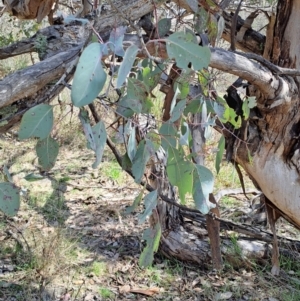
272,0 -> 293,65
206,194 -> 222,270
265,197 -> 281,276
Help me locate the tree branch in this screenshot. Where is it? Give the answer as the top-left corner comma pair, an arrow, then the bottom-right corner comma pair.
209,47 -> 279,98
0,45 -> 82,109
0,32 -> 282,112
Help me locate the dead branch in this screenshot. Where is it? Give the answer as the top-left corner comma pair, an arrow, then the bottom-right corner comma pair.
0,45 -> 82,109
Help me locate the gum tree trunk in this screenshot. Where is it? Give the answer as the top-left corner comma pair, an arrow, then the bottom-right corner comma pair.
231,1 -> 300,228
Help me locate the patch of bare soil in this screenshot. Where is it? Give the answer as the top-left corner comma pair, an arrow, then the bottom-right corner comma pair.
1,135 -> 300,301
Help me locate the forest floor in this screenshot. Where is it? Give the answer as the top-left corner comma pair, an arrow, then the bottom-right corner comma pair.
1,127 -> 300,301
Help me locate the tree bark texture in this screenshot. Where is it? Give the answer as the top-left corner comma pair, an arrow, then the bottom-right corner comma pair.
230,1 -> 300,228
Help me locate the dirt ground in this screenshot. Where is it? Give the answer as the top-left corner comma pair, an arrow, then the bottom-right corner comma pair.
1,131 -> 300,301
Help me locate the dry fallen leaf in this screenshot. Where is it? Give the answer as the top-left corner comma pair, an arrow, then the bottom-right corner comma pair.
119,284 -> 131,294
214,291 -> 233,300
130,287 -> 160,296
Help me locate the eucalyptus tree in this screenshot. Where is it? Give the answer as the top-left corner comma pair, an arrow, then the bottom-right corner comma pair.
1,0 -> 298,275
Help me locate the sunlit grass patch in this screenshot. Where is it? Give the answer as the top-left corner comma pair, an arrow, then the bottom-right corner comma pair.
98,287 -> 114,299
100,161 -> 126,184
220,196 -> 242,208
89,261 -> 107,277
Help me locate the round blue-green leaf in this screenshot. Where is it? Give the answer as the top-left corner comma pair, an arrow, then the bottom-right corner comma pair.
192,164 -> 215,214
116,45 -> 139,89
36,136 -> 59,171
0,183 -> 20,217
132,140 -> 151,183
159,121 -> 177,151
157,18 -> 172,37
186,0 -> 198,12
18,104 -> 53,140
215,135 -> 225,174
71,43 -> 107,107
24,173 -> 45,182
166,32 -> 211,70
109,26 -> 126,57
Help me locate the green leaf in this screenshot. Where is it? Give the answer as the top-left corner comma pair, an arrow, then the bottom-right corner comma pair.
2,165 -> 13,183
108,26 -> 126,57
132,140 -> 151,183
184,98 -> 204,115
174,69 -> 195,100
247,96 -> 257,108
19,104 -> 53,140
186,0 -> 198,12
170,99 -> 186,122
202,100 -> 207,124
36,136 -> 59,171
167,148 -> 194,203
224,107 -> 242,128
91,121 -> 107,169
138,190 -> 158,224
216,16 -> 225,45
157,18 -> 172,37
91,34 -> 98,43
192,164 -> 215,214
223,107 -> 239,127
169,86 -> 181,115
113,124 -> 128,144
195,7 -> 209,34
122,152 -> 132,170
71,43 -> 107,107
146,131 -> 161,153
213,101 -> 226,122
166,32 -> 211,70
179,122 -> 190,146
127,125 -> 137,162
242,99 -> 250,120
215,135 -> 225,174
125,188 -> 144,215
243,96 -> 257,120
207,14 -> 218,43
78,109 -> 107,168
24,173 -> 44,182
125,78 -> 149,113
116,96 -> 135,118
78,108 -> 95,149
139,222 -> 161,268
141,65 -> 162,92
116,45 -> 139,88
0,183 -> 20,216
159,121 -> 177,151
